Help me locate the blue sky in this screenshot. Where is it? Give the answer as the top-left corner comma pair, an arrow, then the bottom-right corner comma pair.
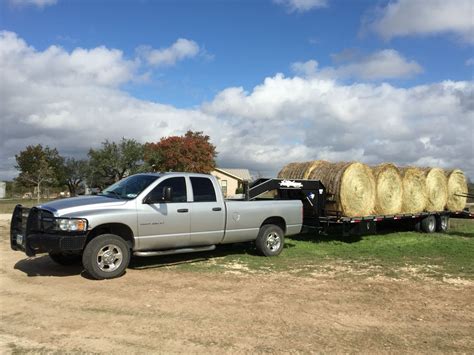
0,0 -> 473,179
2,0 -> 471,106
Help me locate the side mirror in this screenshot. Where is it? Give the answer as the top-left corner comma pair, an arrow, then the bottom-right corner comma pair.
143,195 -> 154,204
163,187 -> 172,202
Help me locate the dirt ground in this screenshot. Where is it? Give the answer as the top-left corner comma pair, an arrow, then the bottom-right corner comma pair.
0,214 -> 473,354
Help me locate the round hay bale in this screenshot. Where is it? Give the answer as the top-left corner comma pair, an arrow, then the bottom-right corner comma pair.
307,161 -> 376,217
278,162 -> 314,179
277,163 -> 300,179
289,161 -> 314,179
421,168 -> 448,211
445,169 -> 468,211
372,163 -> 403,215
399,167 -> 427,213
303,160 -> 325,179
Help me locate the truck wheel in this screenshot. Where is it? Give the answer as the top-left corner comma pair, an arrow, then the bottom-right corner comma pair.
421,215 -> 436,233
82,234 -> 130,280
436,215 -> 449,232
256,224 -> 285,256
49,252 -> 81,265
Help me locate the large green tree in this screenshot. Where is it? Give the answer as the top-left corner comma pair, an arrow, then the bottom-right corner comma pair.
144,131 -> 217,173
62,158 -> 89,196
88,138 -> 144,188
15,145 -> 64,202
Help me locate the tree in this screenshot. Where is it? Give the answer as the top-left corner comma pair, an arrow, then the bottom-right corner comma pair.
15,145 -> 63,202
144,131 -> 217,173
62,158 -> 89,196
88,138 -> 144,188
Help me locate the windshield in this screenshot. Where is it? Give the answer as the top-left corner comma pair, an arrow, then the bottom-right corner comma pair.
101,175 -> 159,200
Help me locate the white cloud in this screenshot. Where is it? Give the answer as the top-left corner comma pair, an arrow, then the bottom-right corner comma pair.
137,38 -> 201,67
366,0 -> 474,43
8,0 -> 57,8
0,31 -> 473,182
274,0 -> 327,13
292,49 -> 422,80
291,59 -> 319,77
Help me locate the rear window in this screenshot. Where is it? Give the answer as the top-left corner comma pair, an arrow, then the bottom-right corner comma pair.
190,177 -> 216,202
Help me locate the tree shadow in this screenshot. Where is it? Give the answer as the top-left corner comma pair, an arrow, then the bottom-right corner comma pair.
14,255 -> 85,278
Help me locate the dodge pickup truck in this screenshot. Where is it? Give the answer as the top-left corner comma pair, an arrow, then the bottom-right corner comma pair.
11,173 -> 302,279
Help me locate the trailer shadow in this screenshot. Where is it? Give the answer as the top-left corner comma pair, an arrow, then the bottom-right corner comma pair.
290,232 -> 362,244
14,255 -> 84,277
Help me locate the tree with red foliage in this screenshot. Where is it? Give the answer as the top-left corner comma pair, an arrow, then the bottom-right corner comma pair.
144,131 -> 217,173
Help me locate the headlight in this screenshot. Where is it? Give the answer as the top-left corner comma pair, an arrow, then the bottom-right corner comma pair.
56,218 -> 88,232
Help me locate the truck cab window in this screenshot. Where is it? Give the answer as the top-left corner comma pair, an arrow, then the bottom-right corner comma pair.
190,177 -> 216,202
148,177 -> 187,203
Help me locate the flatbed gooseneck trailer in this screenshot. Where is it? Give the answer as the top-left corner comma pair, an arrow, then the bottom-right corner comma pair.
244,178 -> 473,237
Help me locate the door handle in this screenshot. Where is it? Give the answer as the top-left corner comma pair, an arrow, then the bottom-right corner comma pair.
212,207 -> 222,211
177,208 -> 189,213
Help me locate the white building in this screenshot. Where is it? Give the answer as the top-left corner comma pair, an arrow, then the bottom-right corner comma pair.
0,181 -> 6,199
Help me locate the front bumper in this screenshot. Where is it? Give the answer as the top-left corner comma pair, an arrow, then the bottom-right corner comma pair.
10,205 -> 87,257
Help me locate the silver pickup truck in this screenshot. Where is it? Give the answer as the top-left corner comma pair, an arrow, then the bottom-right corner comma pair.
11,173 -> 302,279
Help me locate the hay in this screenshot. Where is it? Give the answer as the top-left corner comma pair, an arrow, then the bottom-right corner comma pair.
399,167 -> 427,213
303,160 -> 325,179
278,161 -> 317,179
307,161 -> 376,217
277,163 -> 300,179
372,163 -> 403,215
421,168 -> 448,211
446,169 -> 468,211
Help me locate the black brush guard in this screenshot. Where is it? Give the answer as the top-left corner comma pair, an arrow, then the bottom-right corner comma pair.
10,205 -> 87,256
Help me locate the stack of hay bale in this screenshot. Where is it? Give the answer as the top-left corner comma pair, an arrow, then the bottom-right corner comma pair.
278,160 -> 468,217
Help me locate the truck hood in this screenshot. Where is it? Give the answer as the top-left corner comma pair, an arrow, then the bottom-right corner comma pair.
38,195 -> 127,216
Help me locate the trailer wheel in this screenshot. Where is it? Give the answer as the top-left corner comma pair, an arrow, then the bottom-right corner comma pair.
82,234 -> 130,280
421,216 -> 436,233
256,224 -> 285,257
436,215 -> 449,232
49,252 -> 81,265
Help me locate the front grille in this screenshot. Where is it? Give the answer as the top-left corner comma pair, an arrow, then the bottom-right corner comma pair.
27,208 -> 56,234
60,237 -> 86,250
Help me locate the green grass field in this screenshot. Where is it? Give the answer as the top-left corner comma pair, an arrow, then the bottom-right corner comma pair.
131,219 -> 474,279
2,198 -> 473,279
0,199 -> 54,214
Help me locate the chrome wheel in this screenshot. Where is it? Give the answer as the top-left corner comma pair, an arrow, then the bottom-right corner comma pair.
97,244 -> 123,272
266,232 -> 281,252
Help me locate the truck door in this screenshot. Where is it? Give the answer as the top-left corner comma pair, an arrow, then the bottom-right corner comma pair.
189,176 -> 226,246
137,177 -> 190,250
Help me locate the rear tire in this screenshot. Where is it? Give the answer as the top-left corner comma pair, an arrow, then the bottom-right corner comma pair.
436,215 -> 449,232
256,224 -> 285,257
49,252 -> 81,265
421,215 -> 436,233
82,234 -> 130,280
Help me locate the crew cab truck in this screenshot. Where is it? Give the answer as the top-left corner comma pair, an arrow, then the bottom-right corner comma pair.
10,173 -> 303,279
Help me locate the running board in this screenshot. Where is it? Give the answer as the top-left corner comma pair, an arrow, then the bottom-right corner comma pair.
134,245 -> 216,257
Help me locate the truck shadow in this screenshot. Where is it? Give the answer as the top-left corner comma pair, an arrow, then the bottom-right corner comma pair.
129,242 -> 296,270
14,256 -> 84,278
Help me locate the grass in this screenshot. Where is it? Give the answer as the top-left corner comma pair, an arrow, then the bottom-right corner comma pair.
2,197 -> 473,279
0,199 -> 53,214
130,219 -> 474,279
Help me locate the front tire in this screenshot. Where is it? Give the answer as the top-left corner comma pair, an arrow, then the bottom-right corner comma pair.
49,252 -> 81,265
82,234 -> 130,280
256,224 -> 285,256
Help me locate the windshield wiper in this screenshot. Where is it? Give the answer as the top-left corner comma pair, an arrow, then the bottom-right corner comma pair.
101,190 -> 122,199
